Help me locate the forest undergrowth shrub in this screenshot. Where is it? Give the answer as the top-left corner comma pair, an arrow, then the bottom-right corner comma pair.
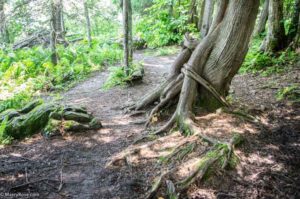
103,62 -> 144,89
240,37 -> 298,76
135,0 -> 197,48
0,38 -> 123,113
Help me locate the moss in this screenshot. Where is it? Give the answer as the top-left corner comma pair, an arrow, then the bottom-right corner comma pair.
43,119 -> 62,137
0,101 -> 102,144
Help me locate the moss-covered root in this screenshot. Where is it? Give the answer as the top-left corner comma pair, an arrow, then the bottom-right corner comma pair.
145,134 -> 243,198
176,134 -> 243,191
0,100 -> 102,143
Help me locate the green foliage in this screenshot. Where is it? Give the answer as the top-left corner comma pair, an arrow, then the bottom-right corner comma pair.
136,0 -> 197,47
103,62 -> 143,89
240,37 -> 298,76
0,92 -> 32,113
0,116 -> 13,145
276,84 -> 300,101
0,38 -> 123,113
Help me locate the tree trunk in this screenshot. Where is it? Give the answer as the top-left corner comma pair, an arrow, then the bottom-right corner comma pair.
254,0 -> 269,36
288,0 -> 300,43
123,0 -> 133,76
200,0 -> 214,38
0,0 -> 9,44
132,0 -> 259,134
169,0 -> 174,18
265,0 -> 287,52
197,0 -> 205,32
50,0 -> 59,65
189,0 -> 198,25
84,1 -> 92,47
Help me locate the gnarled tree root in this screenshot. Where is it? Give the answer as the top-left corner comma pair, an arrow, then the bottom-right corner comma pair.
0,100 -> 102,143
145,133 -> 243,199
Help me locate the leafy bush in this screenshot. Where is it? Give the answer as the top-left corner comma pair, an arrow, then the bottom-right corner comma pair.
136,0 -> 197,48
240,37 -> 298,76
103,62 -> 144,89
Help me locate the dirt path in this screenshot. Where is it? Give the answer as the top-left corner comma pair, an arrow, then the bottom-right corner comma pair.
0,51 -> 177,199
0,50 -> 299,199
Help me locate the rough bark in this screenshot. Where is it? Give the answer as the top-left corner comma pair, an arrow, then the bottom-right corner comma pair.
123,0 -> 133,76
132,0 -> 259,135
200,0 -> 214,38
188,0 -> 198,26
265,0 -> 287,52
0,0 -> 9,44
288,0 -> 300,43
197,0 -> 205,32
254,0 -> 269,36
84,1 -> 92,47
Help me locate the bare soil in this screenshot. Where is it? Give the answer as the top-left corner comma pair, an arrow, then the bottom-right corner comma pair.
0,50 -> 299,199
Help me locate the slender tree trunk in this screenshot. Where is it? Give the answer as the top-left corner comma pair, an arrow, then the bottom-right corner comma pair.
0,0 -> 9,44
201,0 -> 214,38
189,0 -> 198,25
169,0 -> 174,18
265,0 -> 287,52
254,0 -> 269,36
288,0 -> 300,43
123,0 -> 133,76
84,1 -> 92,47
197,0 -> 205,32
50,0 -> 59,65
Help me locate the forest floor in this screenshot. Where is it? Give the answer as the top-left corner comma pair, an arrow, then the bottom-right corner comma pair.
0,49 -> 299,199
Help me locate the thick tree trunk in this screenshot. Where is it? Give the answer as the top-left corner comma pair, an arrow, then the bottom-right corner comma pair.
254,0 -> 269,36
123,0 -> 133,76
132,0 -> 259,135
288,0 -> 300,43
84,1 -> 92,47
200,0 -> 214,38
265,0 -> 287,52
0,0 -> 9,44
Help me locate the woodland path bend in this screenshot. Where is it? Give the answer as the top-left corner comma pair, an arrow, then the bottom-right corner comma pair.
0,51 -> 177,199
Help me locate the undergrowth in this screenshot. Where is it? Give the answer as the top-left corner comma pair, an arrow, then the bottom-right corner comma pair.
240,37 -> 298,76
276,84 -> 300,102
0,38 -> 122,113
103,62 -> 144,89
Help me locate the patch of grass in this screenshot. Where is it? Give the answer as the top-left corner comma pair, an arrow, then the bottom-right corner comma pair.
103,62 -> 144,89
276,84 -> 300,102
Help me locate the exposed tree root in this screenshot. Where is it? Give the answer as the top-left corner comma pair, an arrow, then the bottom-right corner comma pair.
146,133 -> 243,198
0,100 -> 102,142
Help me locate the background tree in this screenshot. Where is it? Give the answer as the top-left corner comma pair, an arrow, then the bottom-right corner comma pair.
288,0 -> 300,43
265,0 -> 287,52
254,0 -> 269,36
0,0 -> 9,44
123,0 -> 133,75
84,0 -> 92,47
